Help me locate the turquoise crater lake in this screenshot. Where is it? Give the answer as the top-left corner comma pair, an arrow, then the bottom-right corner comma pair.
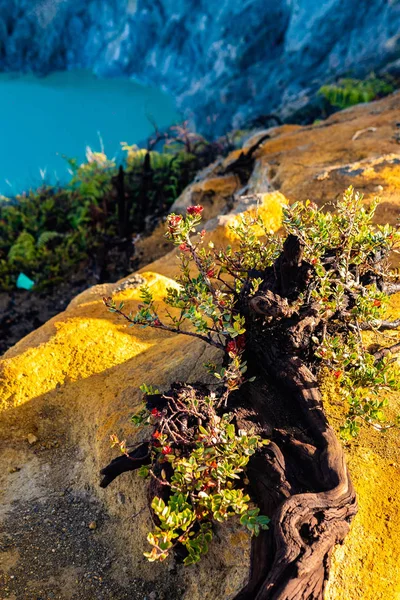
0,71 -> 180,196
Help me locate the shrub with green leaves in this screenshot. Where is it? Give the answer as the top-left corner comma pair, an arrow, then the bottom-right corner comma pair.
282,190 -> 400,437
0,123 -> 227,292
107,189 -> 400,437
104,187 -> 400,569
318,73 -> 395,110
131,386 -> 269,564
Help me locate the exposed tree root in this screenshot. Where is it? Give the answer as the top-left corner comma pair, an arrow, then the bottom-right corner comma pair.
234,358 -> 357,600
100,442 -> 150,488
232,232 -> 359,599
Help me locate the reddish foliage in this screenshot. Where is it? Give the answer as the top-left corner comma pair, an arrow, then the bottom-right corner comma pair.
186,205 -> 204,215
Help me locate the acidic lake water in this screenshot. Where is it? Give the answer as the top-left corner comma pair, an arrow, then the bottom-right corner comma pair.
0,71 -> 180,195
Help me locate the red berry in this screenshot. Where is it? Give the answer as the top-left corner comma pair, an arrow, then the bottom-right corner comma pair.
151,408 -> 160,417
333,370 -> 342,379
226,341 -> 237,354
162,445 -> 172,455
186,205 -> 204,215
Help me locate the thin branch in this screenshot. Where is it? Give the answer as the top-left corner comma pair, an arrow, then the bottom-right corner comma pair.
215,272 -> 236,293
149,469 -> 171,486
384,282 -> 400,295
104,301 -> 225,350
374,342 -> 400,362
360,319 -> 400,331
356,413 -> 397,432
187,239 -> 220,305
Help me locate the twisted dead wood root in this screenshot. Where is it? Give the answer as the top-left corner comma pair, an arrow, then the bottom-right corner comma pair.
235,357 -> 357,600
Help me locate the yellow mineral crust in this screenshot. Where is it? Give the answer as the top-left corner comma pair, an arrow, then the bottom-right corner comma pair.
322,291 -> 400,600
322,364 -> 400,600
225,191 -> 285,241
0,272 -> 180,411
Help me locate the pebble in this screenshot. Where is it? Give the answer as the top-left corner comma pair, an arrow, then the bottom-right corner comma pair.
116,492 -> 126,505
8,466 -> 21,473
27,433 -> 38,445
88,521 -> 97,530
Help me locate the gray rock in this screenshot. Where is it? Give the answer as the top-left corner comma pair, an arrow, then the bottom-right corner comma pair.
0,1 -> 399,134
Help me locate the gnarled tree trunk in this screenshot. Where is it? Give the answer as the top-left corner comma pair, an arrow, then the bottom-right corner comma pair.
101,233 -> 358,599
233,357 -> 357,600
233,235 -> 357,599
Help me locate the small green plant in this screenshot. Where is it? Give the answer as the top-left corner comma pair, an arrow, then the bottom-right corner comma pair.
282,190 -> 400,437
103,188 -> 400,592
318,73 -> 394,110
106,188 -> 400,447
130,386 -> 269,564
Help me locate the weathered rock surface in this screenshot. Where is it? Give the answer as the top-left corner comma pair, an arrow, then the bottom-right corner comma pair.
1,94 -> 400,599
1,1 -> 400,133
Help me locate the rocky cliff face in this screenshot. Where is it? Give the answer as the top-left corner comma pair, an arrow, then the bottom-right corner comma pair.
1,0 -> 400,133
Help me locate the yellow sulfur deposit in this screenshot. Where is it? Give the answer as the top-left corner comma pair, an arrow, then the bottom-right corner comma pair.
225,191 -> 285,241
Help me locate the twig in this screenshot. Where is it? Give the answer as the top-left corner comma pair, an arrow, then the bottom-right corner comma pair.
360,319 -> 400,331
374,342 -> 400,361
186,239 -> 220,305
357,413 -> 397,432
352,127 -> 377,141
149,469 -> 171,486
104,301 -> 225,350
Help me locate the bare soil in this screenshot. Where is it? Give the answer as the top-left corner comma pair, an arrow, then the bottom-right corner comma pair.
0,413 -> 181,600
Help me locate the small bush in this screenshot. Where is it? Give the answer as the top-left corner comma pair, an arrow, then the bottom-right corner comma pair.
318,73 -> 395,110
0,123 -> 229,291
104,188 -> 400,565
